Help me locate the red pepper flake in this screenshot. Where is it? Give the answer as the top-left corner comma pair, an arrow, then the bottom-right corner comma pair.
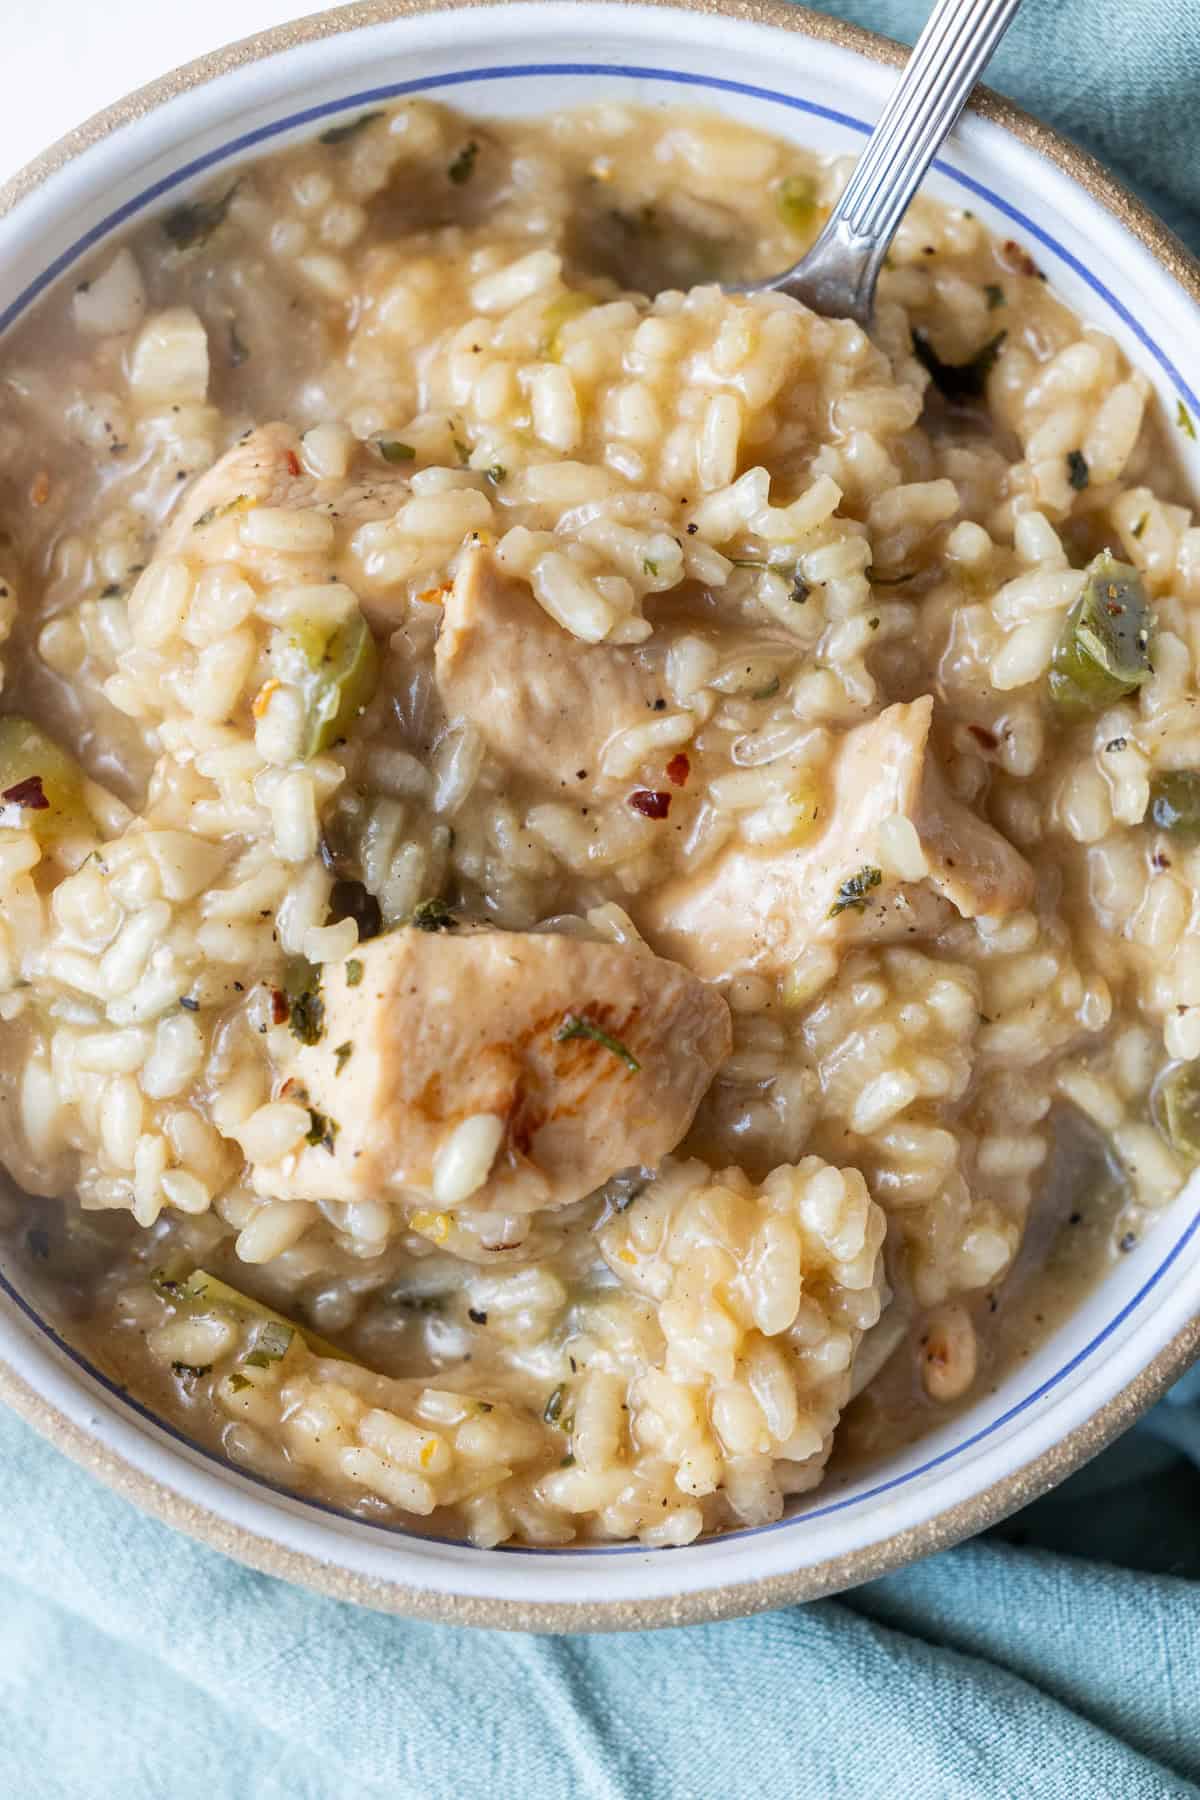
665,753 -> 691,788
629,789 -> 671,820
270,988 -> 290,1025
285,449 -> 302,477
1,775 -> 49,810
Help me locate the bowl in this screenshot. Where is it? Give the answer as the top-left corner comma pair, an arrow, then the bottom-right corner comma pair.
1,0 -> 1199,1632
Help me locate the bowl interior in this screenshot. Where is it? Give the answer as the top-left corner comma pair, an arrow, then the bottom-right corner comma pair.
1,0 -> 1198,1628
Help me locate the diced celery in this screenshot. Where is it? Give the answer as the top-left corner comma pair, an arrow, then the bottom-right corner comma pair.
1048,552 -> 1153,716
1148,770 -> 1200,845
281,609 -> 379,756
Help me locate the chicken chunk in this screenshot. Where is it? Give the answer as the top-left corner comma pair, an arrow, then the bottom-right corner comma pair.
640,696 -> 1033,981
435,547 -> 665,800
161,422 -> 413,626
253,925 -> 731,1217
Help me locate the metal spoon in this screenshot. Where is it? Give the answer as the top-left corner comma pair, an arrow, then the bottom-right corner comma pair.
739,0 -> 1023,326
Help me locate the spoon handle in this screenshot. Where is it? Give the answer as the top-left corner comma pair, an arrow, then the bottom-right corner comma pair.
774,0 -> 1023,324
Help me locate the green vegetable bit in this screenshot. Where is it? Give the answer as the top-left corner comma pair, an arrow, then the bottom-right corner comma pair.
1048,551 -> 1154,716
334,1041 -> 354,1074
305,1108 -> 339,1153
984,284 -> 1006,310
318,111 -> 383,146
912,328 -> 1006,403
377,440 -> 416,464
163,184 -> 239,251
1148,770 -> 1200,844
829,866 -> 883,917
0,717 -> 94,842
775,172 -> 819,234
282,609 -> 379,756
553,1013 -> 640,1073
345,959 -> 364,987
1156,1062 -> 1200,1164
1177,401 -> 1197,440
1066,449 -> 1090,491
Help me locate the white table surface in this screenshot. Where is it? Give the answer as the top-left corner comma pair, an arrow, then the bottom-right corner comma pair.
5,0 -> 306,179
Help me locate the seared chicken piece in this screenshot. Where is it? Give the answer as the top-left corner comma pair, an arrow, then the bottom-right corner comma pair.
435,547 -> 666,801
161,422 -> 413,626
641,696 -> 1033,981
253,925 -> 731,1216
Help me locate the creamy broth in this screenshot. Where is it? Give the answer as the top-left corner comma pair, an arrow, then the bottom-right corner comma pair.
0,101 -> 1194,1548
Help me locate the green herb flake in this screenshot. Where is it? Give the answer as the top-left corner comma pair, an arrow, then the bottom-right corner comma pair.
984,283 -> 1006,310
227,1372 -> 253,1394
306,1108 -> 339,1154
163,183 -> 240,251
553,1012 -> 640,1073
1066,449 -> 1090,491
452,436 -> 470,466
334,1041 -> 354,1075
543,1384 -> 566,1425
409,897 -> 458,932
377,440 -> 416,464
1132,512 -> 1149,540
912,328 -> 1006,403
485,464 -> 507,485
1048,551 -> 1154,716
642,556 -> 659,577
286,960 -> 325,1046
1178,401 -> 1197,440
318,111 -> 384,146
829,866 -> 883,918
448,140 -> 480,185
345,959 -> 364,988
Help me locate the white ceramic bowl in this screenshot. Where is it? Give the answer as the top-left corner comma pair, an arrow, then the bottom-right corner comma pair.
2,0 -> 1199,1631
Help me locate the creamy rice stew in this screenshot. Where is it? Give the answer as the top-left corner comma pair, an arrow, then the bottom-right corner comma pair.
0,101 -> 1196,1549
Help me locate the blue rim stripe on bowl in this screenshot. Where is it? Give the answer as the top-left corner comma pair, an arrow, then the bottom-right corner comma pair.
1,60 -> 1197,1561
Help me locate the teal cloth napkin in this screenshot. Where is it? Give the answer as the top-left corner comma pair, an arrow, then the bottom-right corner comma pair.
4,3 -> 1200,1795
